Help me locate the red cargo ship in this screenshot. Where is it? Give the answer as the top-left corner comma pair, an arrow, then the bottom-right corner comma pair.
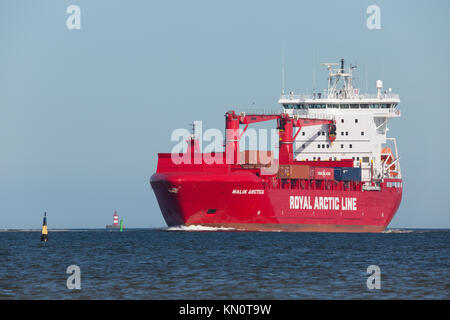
151,60 -> 403,232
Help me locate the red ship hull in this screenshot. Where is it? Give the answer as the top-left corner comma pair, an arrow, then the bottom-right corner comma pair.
151,170 -> 402,232
151,109 -> 403,232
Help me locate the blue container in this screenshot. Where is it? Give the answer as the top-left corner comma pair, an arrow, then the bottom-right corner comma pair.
341,167 -> 361,181
334,167 -> 361,181
334,168 -> 343,181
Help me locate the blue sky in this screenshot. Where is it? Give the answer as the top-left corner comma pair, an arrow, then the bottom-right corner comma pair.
1,0 -> 449,228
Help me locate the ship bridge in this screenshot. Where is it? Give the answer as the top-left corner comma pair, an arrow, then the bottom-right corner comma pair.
279,59 -> 400,110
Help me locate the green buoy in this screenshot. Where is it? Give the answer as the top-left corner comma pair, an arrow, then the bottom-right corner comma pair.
119,219 -> 124,232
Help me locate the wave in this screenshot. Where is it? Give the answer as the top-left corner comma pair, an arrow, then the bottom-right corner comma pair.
162,225 -> 236,232
162,225 -> 284,232
382,229 -> 414,234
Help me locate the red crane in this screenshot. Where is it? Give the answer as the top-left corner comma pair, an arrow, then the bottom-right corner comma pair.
225,111 -> 335,165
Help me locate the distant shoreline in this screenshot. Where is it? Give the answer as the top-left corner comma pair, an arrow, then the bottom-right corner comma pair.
0,228 -> 160,232
0,227 -> 449,233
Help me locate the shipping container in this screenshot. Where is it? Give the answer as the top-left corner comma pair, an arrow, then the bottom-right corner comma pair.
277,164 -> 310,179
313,167 -> 334,180
334,168 -> 342,181
241,150 -> 273,165
334,167 -> 361,181
278,165 -> 291,178
291,165 -> 310,179
342,167 -> 361,181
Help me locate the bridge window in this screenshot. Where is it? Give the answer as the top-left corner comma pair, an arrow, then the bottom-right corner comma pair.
349,144 -> 353,148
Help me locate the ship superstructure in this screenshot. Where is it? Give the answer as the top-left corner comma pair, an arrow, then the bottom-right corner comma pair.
280,59 -> 401,183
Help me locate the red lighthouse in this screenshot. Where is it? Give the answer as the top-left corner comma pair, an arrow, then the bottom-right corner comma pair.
106,211 -> 120,229
113,211 -> 119,226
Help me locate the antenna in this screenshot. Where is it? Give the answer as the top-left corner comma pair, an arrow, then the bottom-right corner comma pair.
365,65 -> 368,94
313,48 -> 316,94
282,48 -> 285,95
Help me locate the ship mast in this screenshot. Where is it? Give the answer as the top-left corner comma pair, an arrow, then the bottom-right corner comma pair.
321,59 -> 357,99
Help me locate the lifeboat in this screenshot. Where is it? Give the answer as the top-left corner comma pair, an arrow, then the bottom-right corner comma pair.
381,147 -> 398,177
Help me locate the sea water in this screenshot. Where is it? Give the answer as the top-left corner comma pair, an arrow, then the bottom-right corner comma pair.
0,228 -> 448,299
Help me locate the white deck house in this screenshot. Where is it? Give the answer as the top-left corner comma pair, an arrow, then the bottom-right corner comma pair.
279,59 -> 401,182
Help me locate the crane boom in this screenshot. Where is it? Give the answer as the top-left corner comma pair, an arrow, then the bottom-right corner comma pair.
225,111 -> 336,165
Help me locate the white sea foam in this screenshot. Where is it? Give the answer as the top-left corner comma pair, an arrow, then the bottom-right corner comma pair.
163,225 -> 284,232
163,225 -> 235,232
382,229 -> 414,234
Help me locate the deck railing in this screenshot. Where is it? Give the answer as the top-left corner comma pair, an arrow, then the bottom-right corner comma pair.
280,92 -> 400,101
